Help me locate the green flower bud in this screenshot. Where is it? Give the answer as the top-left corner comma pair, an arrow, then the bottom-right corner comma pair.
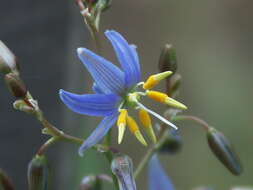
158,44 -> 177,73
159,129 -> 182,155
0,169 -> 15,190
207,127 -> 243,175
79,176 -> 101,190
111,154 -> 137,190
166,73 -> 182,97
5,72 -> 27,98
27,155 -> 50,190
0,41 -> 17,74
99,0 -> 112,12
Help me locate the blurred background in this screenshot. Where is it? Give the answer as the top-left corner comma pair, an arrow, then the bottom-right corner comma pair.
0,0 -> 252,189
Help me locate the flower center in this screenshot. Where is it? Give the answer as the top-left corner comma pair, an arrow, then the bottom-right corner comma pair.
116,71 -> 187,146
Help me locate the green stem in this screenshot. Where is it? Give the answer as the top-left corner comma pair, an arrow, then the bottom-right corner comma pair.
134,129 -> 170,179
37,112 -> 84,145
171,115 -> 210,131
103,129 -> 120,190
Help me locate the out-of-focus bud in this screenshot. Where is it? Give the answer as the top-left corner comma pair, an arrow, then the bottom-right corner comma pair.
0,41 -> 17,74
111,154 -> 137,190
97,0 -> 112,12
159,129 -> 182,155
192,187 -> 213,190
158,44 -> 177,73
207,127 -> 243,175
27,155 -> 50,190
5,72 -> 27,98
230,187 -> 253,190
79,175 -> 101,190
0,169 -> 15,190
166,73 -> 182,96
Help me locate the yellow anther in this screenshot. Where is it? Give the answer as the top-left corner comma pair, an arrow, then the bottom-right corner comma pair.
117,109 -> 127,144
139,109 -> 151,128
139,109 -> 157,143
127,116 -> 147,146
143,71 -> 173,90
147,90 -> 168,102
147,90 -> 187,110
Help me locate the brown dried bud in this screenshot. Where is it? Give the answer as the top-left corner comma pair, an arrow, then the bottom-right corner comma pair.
5,72 -> 27,98
0,41 -> 17,74
0,169 -> 15,190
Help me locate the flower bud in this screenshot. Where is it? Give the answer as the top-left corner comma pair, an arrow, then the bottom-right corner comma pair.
158,44 -> 177,73
207,127 -> 242,175
5,72 -> 27,98
166,73 -> 182,96
27,155 -> 50,190
192,187 -> 213,190
97,0 -> 112,12
0,169 -> 15,190
111,154 -> 137,190
230,187 -> 253,190
159,129 -> 182,154
79,175 -> 101,190
0,41 -> 17,74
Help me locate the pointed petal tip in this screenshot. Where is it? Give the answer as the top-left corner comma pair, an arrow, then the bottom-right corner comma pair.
78,147 -> 85,157
104,29 -> 117,36
77,47 -> 85,55
59,89 -> 66,100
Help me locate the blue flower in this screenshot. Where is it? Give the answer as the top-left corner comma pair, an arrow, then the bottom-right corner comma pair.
59,30 -> 187,156
148,155 -> 175,190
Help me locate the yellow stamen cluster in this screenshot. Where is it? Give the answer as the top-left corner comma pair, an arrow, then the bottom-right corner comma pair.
115,70 -> 187,147
116,108 -> 157,146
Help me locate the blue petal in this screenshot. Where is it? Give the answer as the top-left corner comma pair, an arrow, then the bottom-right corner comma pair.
105,30 -> 141,88
59,89 -> 120,116
92,83 -> 103,94
77,48 -> 125,94
78,112 -> 119,156
148,155 -> 175,190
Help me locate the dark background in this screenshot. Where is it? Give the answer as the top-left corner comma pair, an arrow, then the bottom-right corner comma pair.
0,0 -> 253,190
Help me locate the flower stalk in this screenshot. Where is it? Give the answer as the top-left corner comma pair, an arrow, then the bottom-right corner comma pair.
134,128 -> 170,179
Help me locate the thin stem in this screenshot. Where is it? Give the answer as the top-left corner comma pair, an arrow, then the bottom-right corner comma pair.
171,115 -> 210,131
134,129 -> 170,179
37,137 -> 59,155
90,26 -> 102,54
37,112 -> 84,144
103,129 -> 120,190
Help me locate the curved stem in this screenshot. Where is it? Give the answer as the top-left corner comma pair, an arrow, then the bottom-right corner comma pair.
171,115 -> 210,131
37,137 -> 59,155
